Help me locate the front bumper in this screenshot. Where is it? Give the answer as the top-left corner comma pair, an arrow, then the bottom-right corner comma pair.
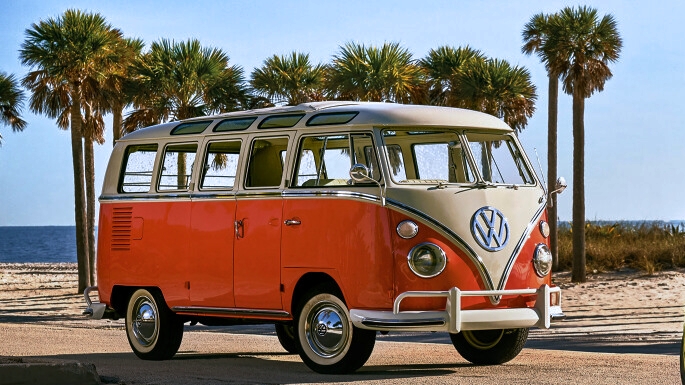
350,284 -> 563,333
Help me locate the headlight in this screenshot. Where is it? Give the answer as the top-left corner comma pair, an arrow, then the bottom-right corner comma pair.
407,243 -> 447,278
533,243 -> 553,277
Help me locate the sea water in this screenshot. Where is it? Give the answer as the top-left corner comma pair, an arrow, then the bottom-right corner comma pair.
0,226 -> 77,263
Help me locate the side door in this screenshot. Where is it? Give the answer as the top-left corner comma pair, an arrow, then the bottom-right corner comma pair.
233,135 -> 291,309
281,132 -> 394,309
189,138 -> 243,308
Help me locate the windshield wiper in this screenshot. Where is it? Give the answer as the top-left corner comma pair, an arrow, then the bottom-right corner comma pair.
475,181 -> 498,189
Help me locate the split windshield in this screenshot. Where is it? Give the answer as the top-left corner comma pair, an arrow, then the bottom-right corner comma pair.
381,129 -> 535,186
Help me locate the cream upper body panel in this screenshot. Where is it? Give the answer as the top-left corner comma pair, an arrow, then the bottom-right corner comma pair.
103,102 -> 514,196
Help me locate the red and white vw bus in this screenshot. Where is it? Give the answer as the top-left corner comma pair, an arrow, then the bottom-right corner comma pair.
84,101 -> 566,374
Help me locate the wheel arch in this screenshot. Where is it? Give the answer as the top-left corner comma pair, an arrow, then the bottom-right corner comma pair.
291,272 -> 343,314
111,285 -> 167,315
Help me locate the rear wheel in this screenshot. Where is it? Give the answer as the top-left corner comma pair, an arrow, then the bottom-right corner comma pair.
295,289 -> 376,374
275,323 -> 298,354
125,288 -> 184,360
450,328 -> 528,365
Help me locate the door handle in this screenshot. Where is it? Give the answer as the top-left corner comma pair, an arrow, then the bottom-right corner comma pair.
284,218 -> 301,226
234,219 -> 244,239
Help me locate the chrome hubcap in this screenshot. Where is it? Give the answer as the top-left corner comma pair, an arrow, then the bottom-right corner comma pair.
305,302 -> 349,358
131,297 -> 158,347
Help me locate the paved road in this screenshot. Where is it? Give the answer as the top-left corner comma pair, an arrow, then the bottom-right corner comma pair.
0,323 -> 680,385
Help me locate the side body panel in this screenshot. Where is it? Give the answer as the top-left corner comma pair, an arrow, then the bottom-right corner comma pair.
233,196 -> 283,309
98,200 -> 191,308
281,196 -> 394,310
188,198 -> 236,307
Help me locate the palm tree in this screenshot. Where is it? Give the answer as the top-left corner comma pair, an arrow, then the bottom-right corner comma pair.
545,6 -> 622,283
102,37 -> 145,146
453,58 -> 537,132
0,72 -> 27,144
326,42 -> 424,103
419,45 -> 486,106
20,9 -> 124,292
124,38 -> 248,132
522,12 -> 563,271
251,52 -> 326,105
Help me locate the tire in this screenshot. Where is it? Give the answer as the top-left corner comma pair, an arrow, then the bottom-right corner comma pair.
125,288 -> 184,360
450,328 -> 528,365
275,323 -> 299,354
295,289 -> 376,374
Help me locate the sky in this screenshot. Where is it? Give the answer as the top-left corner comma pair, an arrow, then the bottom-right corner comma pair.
0,0 -> 684,226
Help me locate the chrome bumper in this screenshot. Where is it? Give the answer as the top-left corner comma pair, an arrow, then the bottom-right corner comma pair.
350,285 -> 563,333
83,286 -> 110,319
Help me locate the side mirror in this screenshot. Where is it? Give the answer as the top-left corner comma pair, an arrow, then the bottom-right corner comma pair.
349,163 -> 372,183
552,176 -> 567,195
349,163 -> 385,206
548,176 -> 567,207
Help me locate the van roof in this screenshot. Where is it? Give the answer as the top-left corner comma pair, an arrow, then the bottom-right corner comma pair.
119,102 -> 512,141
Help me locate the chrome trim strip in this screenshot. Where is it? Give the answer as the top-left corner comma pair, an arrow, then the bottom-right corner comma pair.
283,189 -> 380,202
172,306 -> 290,318
236,191 -> 284,198
385,198 -> 495,293
496,201 -> 547,292
100,193 -> 192,201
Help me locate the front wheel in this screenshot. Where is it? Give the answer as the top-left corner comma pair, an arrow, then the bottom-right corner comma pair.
295,290 -> 376,374
125,288 -> 184,360
450,328 -> 528,365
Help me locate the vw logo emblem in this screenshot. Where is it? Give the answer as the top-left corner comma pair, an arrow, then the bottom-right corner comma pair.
316,323 -> 328,337
471,206 -> 510,252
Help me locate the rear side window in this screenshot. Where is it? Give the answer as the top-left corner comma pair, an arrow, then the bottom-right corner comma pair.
158,143 -> 198,191
245,137 -> 289,188
120,144 -> 158,193
200,140 -> 242,189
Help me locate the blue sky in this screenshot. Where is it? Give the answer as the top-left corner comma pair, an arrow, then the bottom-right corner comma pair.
1,0 -> 684,225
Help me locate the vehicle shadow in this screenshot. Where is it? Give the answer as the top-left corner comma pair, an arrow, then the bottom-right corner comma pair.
44,351 -> 465,384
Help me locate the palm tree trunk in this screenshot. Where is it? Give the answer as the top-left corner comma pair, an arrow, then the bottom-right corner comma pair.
547,76 -> 559,270
571,90 -> 586,283
70,90 -> 91,292
112,100 -> 123,146
84,105 -> 97,286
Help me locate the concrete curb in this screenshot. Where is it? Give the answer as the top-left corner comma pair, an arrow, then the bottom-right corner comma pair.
0,357 -> 101,385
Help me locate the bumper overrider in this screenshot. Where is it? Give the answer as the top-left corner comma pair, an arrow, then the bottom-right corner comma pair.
350,285 -> 564,333
83,286 -> 119,320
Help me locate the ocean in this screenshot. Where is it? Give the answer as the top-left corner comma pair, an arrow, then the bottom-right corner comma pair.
1,221 -> 684,263
0,226 -> 77,263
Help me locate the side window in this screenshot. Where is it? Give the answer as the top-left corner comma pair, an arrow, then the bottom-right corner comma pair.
158,143 -> 197,191
200,140 -> 241,189
245,137 -> 289,188
120,144 -> 158,193
294,135 -> 350,187
293,133 -> 379,187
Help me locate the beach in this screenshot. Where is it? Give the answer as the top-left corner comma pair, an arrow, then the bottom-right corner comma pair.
0,263 -> 682,383
1,262 -> 683,348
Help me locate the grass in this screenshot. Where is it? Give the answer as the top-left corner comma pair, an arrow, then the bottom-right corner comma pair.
556,222 -> 685,274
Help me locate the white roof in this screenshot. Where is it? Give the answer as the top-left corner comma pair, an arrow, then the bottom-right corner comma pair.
120,101 -> 512,141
